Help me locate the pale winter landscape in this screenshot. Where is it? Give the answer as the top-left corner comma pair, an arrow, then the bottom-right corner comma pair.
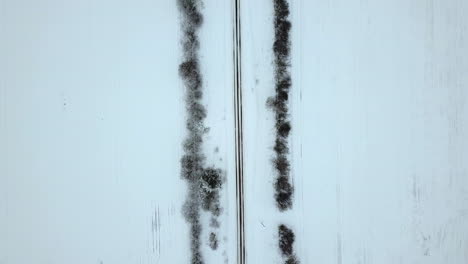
1,0 -> 468,263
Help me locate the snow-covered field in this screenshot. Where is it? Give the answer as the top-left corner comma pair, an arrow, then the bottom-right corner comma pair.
1,0 -> 468,263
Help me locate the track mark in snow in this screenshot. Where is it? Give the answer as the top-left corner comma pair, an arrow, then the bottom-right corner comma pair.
152,207 -> 161,257
336,179 -> 343,264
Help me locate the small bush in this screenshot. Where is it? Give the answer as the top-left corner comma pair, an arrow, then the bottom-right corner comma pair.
278,224 -> 295,256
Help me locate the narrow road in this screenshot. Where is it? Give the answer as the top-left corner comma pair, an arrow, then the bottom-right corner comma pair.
232,0 -> 245,263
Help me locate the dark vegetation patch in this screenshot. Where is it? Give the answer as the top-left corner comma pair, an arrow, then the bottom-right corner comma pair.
178,0 -> 224,262
278,224 -> 295,256
275,176 -> 293,210
209,232 -> 218,250
278,224 -> 300,263
200,167 -> 224,216
271,1 -> 300,263
267,0 -> 294,211
285,256 -> 299,264
210,217 -> 220,228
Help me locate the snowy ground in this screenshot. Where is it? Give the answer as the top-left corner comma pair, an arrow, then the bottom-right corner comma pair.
242,0 -> 468,263
2,0 -> 468,263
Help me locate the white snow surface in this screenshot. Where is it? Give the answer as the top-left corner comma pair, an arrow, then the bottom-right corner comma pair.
1,0 -> 468,263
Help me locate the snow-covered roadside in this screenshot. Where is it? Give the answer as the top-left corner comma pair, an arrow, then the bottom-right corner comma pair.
190,0 -> 237,263
242,0 -> 468,263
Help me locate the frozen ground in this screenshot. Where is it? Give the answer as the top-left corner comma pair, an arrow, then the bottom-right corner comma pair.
1,0 -> 468,263
242,0 -> 468,263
